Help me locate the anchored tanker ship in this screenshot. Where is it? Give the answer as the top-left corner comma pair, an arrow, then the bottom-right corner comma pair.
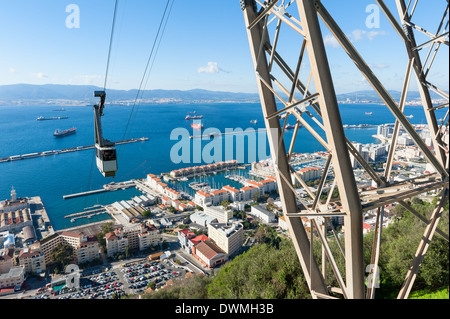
54,127 -> 77,137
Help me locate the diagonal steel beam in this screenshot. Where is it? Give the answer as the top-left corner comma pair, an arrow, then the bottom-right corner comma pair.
295,0 -> 365,299
241,0 -> 329,297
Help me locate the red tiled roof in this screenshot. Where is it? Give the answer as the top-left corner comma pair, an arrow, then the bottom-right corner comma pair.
211,189 -> 227,195
189,234 -> 209,245
223,186 -> 239,192
195,240 -> 226,260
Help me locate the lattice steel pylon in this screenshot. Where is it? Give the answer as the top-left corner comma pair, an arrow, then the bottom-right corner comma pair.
240,0 -> 449,299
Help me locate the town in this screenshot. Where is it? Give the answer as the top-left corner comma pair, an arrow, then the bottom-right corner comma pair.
0,123 -> 447,299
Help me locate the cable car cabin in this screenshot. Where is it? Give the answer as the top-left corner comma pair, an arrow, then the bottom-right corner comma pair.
93,90 -> 118,178
95,144 -> 117,178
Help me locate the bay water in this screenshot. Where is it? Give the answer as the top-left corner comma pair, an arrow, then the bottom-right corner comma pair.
0,102 -> 444,230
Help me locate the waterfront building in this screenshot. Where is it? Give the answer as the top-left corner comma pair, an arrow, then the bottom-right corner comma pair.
294,167 -> 322,183
207,222 -> 243,257
259,178 -> 277,193
169,160 -> 238,179
0,208 -> 33,233
222,185 -> 243,202
250,160 -> 275,178
209,189 -> 230,205
240,186 -> 259,201
0,187 -> 29,214
194,191 -> 213,207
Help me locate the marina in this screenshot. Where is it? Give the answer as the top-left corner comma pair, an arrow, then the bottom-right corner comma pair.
0,137 -> 148,163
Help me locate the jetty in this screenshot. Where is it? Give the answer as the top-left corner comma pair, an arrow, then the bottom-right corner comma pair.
64,207 -> 109,222
190,128 -> 267,139
63,180 -> 136,200
0,137 -> 148,164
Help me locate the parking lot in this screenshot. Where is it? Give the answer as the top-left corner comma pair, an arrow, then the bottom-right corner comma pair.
21,257 -> 188,300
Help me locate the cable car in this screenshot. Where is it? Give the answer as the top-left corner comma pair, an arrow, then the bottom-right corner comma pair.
93,90 -> 117,177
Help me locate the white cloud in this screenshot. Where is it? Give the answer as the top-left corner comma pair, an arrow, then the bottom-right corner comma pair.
32,72 -> 48,79
349,29 -> 387,42
323,34 -> 340,48
9,68 -> 16,73
74,74 -> 103,84
370,63 -> 389,69
198,62 -> 219,74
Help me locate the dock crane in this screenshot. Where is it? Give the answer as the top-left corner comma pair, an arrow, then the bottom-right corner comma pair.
93,90 -> 117,177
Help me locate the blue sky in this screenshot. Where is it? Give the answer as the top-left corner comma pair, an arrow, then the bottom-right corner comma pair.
0,0 -> 448,94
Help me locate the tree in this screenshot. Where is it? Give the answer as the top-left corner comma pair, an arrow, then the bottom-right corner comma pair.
220,200 -> 231,210
252,192 -> 260,203
50,243 -> 74,271
142,210 -> 153,218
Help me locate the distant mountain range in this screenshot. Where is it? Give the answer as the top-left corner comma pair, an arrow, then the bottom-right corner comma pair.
0,84 -> 260,106
0,84 -> 446,106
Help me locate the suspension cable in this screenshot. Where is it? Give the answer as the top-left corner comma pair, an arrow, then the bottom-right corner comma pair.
85,0 -> 119,197
119,0 -> 174,148
103,0 -> 120,91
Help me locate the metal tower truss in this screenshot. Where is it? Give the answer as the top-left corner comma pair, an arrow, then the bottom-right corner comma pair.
240,0 -> 449,299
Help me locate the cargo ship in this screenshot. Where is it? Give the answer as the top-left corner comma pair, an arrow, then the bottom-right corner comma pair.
37,116 -> 68,121
185,115 -> 203,120
54,127 -> 76,137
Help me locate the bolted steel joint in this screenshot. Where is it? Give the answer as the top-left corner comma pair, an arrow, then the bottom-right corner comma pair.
240,0 -> 257,12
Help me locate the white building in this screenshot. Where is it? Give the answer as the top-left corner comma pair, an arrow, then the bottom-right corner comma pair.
204,206 -> 233,223
250,205 -> 276,224
278,216 -> 288,231
189,211 -> 218,227
207,222 -> 243,257
222,186 -> 243,202
105,224 -> 160,257
194,191 -> 213,207
0,267 -> 24,290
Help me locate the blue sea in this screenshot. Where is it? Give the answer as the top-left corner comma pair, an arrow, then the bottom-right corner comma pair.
0,102 -> 445,230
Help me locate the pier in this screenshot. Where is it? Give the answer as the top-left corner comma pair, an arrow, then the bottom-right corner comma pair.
190,128 -> 267,139
63,180 -> 136,199
0,137 -> 149,164
64,207 -> 109,223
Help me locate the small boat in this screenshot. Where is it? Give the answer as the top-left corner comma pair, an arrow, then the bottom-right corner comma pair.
365,112 -> 373,115
250,119 -> 258,124
191,123 -> 203,129
405,115 -> 414,118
